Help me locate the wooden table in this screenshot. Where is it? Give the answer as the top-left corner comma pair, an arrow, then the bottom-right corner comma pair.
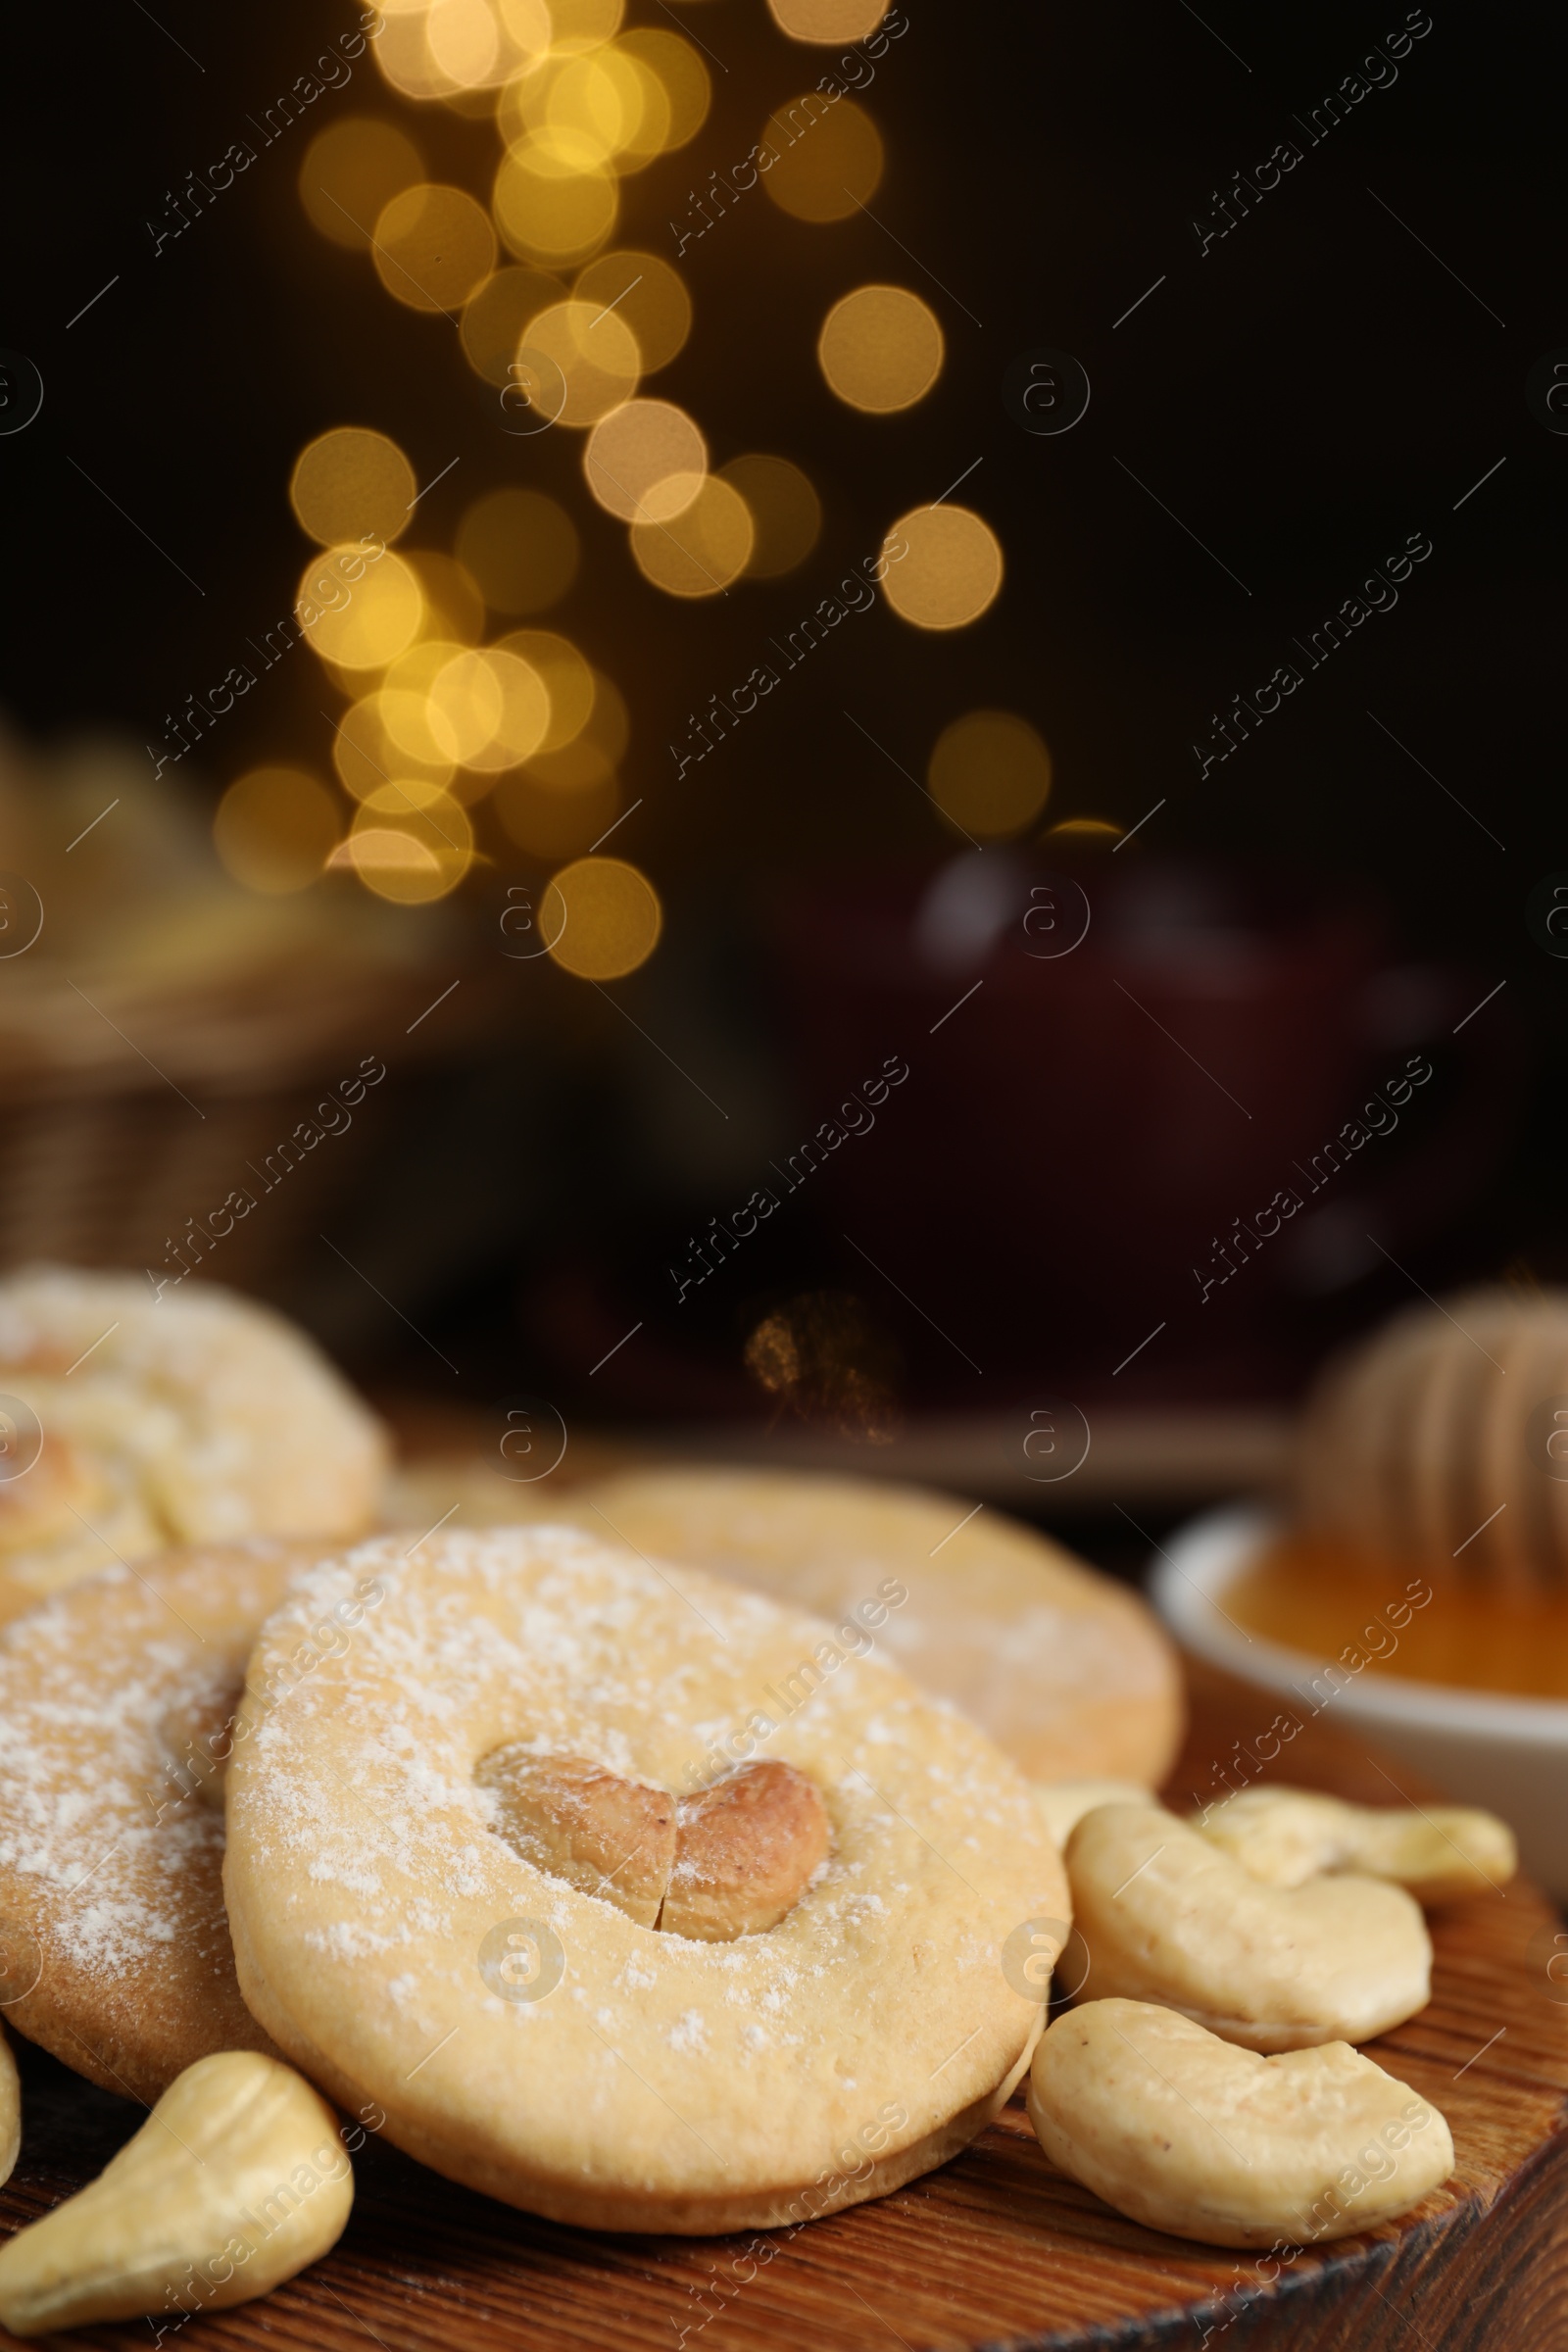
0,1670 -> 1562,2350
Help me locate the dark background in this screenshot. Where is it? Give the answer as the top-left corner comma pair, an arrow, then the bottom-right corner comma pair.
2,0 -> 1564,1466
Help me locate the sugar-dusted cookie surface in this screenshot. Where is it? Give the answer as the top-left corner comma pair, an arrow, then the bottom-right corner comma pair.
223,1525 -> 1067,2233
0,1540 -> 336,2103
582,1468 -> 1184,1785
0,1264 -> 387,1620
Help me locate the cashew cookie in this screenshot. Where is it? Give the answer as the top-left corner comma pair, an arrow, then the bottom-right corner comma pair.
222,1525 -> 1067,2232
0,1539 -> 341,2102
0,1265 -> 386,1622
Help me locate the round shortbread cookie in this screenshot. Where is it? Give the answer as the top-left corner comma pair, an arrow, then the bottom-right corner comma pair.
581,1469 -> 1184,1786
0,1539 -> 340,2104
222,1526 -> 1067,2233
0,1264 -> 387,1621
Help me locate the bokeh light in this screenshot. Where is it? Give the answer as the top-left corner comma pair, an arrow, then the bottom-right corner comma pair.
406,549 -> 486,644
299,119 -> 423,250
299,546 -> 424,669
457,486 -> 580,615
371,13 -> 460,103
526,667 -> 626,786
927,711 -> 1053,839
818,285 -> 943,412
214,767 -> 338,895
767,0 -> 890,36
615,30 -> 710,150
547,0 -> 626,55
517,298 -> 641,424
1044,817 -> 1123,846
494,770 -> 619,859
347,784 -> 474,902
543,855 -> 662,979
497,628 -> 595,748
630,476 -> 754,597
426,0 -> 503,88
585,400 -> 706,522
572,250 -> 691,371
493,140 -> 619,267
881,505 -> 1004,629
331,696 -> 455,803
761,97 -> 882,221
462,648 -> 554,772
718,455 -> 821,577
373,183 -> 497,311
289,428 -> 416,549
460,264 -> 562,382
381,639 -> 471,765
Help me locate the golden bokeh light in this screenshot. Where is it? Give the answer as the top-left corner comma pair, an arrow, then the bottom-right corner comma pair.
494,770 -> 618,860
616,30 -> 710,150
572,249 -> 690,372
761,96 -> 882,222
546,47 -> 658,169
380,639 -> 471,766
818,284 -> 943,413
718,455 -> 821,578
371,13 -> 460,103
515,297 -> 640,424
497,628 -> 595,748
331,697 -> 455,803
289,428 -> 416,549
299,546 -> 423,669
456,486 -> 580,615
767,0 -> 889,36
462,648 -> 554,772
585,400 -> 706,522
630,475 -> 754,598
460,264 -> 562,383
526,667 -> 626,787
425,647 -> 507,764
426,0 -> 503,88
497,0 -> 554,66
927,710 -> 1052,839
546,0 -> 625,54
214,767 -> 338,895
299,119 -> 423,250
543,856 -> 662,980
373,183 -> 497,312
406,549 -> 486,645
351,785 -> 473,902
1044,817 -> 1123,846
881,505 -> 1004,630
493,140 -> 619,267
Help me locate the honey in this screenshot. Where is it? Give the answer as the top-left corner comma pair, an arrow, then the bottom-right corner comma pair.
1227,1537 -> 1568,1700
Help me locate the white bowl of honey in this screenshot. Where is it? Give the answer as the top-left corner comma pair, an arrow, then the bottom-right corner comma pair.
1152,1503 -> 1568,1898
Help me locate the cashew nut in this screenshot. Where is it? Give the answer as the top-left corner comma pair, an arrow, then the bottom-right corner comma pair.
1066,1803 -> 1431,2050
1028,1997 -> 1453,2246
662,1760 -> 830,1940
0,2050 -> 352,2336
1192,1786 -> 1516,1907
0,2032 -> 18,2191
1033,1779 -> 1152,1849
476,1749 -> 830,1941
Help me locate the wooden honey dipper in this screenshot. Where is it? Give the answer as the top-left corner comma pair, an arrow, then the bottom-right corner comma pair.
1295,1287 -> 1568,1593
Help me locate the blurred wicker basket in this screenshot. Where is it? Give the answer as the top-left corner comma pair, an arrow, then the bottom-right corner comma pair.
0,951 -> 489,1288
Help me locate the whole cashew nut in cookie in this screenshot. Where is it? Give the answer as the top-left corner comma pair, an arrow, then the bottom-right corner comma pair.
1028,1997 -> 1453,2247
1192,1787 -> 1516,1907
1065,1803 -> 1432,2050
0,2050 -> 353,2335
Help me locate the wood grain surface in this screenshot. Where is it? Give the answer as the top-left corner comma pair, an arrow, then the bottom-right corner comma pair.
0,1664 -> 1562,2351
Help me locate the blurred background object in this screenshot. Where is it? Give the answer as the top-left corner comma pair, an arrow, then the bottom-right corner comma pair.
1,0 -> 1560,1528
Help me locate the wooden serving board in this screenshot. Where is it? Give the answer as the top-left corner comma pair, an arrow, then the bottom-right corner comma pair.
1,1669 -> 1564,2351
